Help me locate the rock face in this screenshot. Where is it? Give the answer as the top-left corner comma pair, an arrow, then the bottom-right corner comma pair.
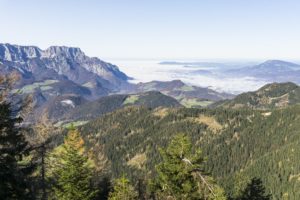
0,44 -> 42,61
0,43 -> 129,92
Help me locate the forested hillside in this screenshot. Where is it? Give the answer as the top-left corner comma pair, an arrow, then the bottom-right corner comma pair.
2,72 -> 299,200
215,82 -> 300,109
78,106 -> 300,199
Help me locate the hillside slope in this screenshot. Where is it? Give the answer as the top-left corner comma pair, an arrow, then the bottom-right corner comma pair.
49,91 -> 181,123
214,82 -> 300,109
77,105 -> 300,199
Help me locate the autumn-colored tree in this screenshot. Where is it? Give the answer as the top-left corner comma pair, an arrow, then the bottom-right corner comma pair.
32,116 -> 61,200
51,128 -> 97,200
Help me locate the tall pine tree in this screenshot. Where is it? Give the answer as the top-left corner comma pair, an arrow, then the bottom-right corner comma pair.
0,73 -> 35,199
238,178 -> 271,200
51,128 -> 97,200
152,134 -> 227,200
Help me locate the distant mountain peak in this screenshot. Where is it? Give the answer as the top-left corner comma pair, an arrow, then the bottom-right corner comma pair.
226,59 -> 300,82
0,43 -> 42,61
263,59 -> 286,63
258,60 -> 300,68
0,43 -> 89,61
43,46 -> 85,59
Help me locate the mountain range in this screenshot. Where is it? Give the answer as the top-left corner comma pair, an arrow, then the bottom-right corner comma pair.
2,43 -> 300,123
225,60 -> 300,84
0,43 -> 129,94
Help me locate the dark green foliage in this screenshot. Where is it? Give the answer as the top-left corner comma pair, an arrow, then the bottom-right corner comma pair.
237,178 -> 271,200
95,175 -> 113,200
152,134 -> 225,200
153,134 -> 204,199
0,102 -> 33,199
0,74 -> 35,200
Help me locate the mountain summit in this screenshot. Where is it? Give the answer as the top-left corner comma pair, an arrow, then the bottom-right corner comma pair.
225,60 -> 300,84
0,43 -> 129,93
253,60 -> 300,72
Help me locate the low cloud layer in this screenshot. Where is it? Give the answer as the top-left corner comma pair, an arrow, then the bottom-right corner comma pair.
110,59 -> 269,94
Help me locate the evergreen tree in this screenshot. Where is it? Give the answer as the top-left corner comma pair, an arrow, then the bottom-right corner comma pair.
238,178 -> 271,200
51,128 -> 97,200
0,73 -> 34,199
108,175 -> 138,200
152,134 -> 226,200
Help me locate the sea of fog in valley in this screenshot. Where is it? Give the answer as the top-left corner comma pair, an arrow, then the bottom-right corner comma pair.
108,59 -> 269,94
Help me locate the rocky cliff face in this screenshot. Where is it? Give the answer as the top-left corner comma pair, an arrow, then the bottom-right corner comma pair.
0,44 -> 42,61
0,43 -> 129,90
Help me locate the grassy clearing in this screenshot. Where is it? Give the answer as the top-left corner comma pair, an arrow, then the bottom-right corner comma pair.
188,115 -> 223,133
152,108 -> 169,118
141,82 -> 157,91
62,121 -> 89,128
179,85 -> 195,92
13,79 -> 58,93
127,153 -> 147,169
123,95 -> 140,105
180,98 -> 213,108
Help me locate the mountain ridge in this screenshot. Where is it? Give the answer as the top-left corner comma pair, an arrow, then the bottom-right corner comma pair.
0,43 -> 129,87
43,91 -> 182,124
130,80 -> 234,107
214,82 -> 300,109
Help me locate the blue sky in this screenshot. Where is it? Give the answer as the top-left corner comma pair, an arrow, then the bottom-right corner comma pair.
1,0 -> 300,60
